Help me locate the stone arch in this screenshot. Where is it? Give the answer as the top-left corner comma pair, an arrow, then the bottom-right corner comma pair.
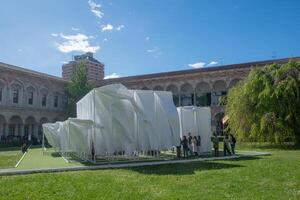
8,115 -> 23,137
212,80 -> 227,92
38,117 -> 49,138
0,79 -> 6,104
195,82 -> 211,107
229,78 -> 242,88
26,86 -> 36,106
180,83 -> 194,106
195,82 -> 211,93
24,116 -> 37,141
153,85 -> 164,91
166,84 -> 179,106
10,81 -> 24,104
52,91 -> 61,108
212,80 -> 227,106
40,87 -> 49,107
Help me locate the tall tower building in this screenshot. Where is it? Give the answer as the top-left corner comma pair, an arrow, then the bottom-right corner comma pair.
62,52 -> 104,82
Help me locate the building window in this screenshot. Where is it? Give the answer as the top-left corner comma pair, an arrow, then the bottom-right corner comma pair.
28,92 -> 33,105
196,92 -> 211,107
54,95 -> 58,108
42,94 -> 47,107
0,88 -> 2,102
13,89 -> 19,103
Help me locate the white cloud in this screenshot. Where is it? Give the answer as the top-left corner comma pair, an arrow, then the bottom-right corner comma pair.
88,0 -> 104,19
103,38 -> 108,42
188,62 -> 206,68
101,24 -> 114,31
116,25 -> 125,31
55,33 -> 100,53
17,48 -> 23,52
51,33 -> 58,37
104,73 -> 121,79
146,46 -> 162,58
145,36 -> 150,41
71,27 -> 80,31
146,46 -> 159,53
207,61 -> 218,66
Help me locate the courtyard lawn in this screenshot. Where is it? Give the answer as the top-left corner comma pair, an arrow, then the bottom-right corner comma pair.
0,148 -> 22,169
0,145 -> 299,200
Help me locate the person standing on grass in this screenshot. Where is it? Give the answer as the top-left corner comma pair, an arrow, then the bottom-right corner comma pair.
230,134 -> 237,155
223,134 -> 232,156
192,136 -> 198,156
21,143 -> 27,154
212,133 -> 219,157
197,135 -> 201,155
188,132 -> 193,156
181,136 -> 189,157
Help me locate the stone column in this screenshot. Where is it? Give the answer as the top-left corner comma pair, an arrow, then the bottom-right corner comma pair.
20,124 -> 24,137
193,91 -> 196,106
5,124 -> 9,137
179,93 -> 181,106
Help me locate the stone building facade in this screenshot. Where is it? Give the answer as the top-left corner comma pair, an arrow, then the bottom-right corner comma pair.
0,62 -> 67,142
102,57 -> 300,135
0,56 -> 298,141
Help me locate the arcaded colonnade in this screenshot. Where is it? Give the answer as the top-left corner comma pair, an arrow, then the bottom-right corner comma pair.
0,62 -> 67,141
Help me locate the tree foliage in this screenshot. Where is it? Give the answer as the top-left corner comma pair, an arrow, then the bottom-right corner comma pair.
226,61 -> 300,144
66,62 -> 92,117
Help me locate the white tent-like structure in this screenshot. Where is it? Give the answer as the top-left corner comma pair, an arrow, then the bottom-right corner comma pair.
76,84 -> 180,156
43,84 -> 180,161
177,106 -> 212,153
43,118 -> 94,159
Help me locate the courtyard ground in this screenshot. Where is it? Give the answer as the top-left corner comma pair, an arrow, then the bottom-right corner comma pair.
0,144 -> 299,200
0,147 -> 21,169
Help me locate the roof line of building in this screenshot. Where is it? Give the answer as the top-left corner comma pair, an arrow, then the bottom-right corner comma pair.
104,57 -> 300,82
0,62 -> 67,83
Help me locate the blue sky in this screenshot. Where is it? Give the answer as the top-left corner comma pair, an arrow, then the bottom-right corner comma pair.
0,0 -> 300,78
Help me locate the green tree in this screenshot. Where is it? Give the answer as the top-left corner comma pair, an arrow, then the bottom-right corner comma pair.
226,61 -> 300,145
66,62 -> 92,117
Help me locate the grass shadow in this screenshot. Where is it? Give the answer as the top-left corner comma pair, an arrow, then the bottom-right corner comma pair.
227,156 -> 263,162
127,161 -> 243,175
238,142 -> 300,150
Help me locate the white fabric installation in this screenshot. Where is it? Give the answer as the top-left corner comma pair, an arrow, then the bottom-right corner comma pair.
177,106 -> 212,152
76,84 -> 180,156
43,118 -> 94,154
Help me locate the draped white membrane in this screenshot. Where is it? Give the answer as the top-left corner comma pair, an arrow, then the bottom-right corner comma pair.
43,118 -> 94,155
177,106 -> 212,152
43,84 -> 180,158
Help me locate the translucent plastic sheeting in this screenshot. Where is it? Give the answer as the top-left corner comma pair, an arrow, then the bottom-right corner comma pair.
43,122 -> 61,149
77,84 -> 180,156
43,118 -> 94,154
177,106 -> 212,152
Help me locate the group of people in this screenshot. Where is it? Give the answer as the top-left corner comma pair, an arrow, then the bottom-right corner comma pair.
179,133 -> 201,157
212,133 -> 236,157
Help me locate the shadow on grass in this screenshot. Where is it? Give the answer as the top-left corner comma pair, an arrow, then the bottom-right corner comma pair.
127,161 -> 243,175
227,156 -> 263,162
239,142 -> 300,150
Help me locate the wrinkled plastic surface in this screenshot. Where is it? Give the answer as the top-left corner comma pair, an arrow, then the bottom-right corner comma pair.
177,106 -> 212,152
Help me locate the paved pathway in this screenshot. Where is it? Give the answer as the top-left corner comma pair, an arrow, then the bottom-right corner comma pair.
0,150 -> 270,176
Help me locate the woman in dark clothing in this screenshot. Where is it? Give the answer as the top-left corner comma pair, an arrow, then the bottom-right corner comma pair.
223,135 -> 232,156
181,136 -> 189,157
197,135 -> 201,155
230,134 -> 237,155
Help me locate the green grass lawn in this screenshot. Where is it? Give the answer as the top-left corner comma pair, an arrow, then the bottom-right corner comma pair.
0,144 -> 299,200
0,148 -> 22,169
